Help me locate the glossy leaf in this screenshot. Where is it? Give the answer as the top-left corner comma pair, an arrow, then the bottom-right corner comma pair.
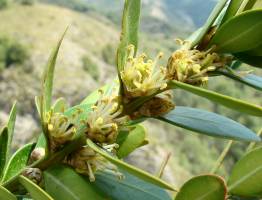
117,125 -> 146,158
169,80 -> 262,117
158,106 -> 260,142
86,139 -> 176,191
228,147 -> 262,197
221,0 -> 244,24
19,175 -> 54,200
117,0 -> 141,72
52,97 -> 68,113
190,0 -> 228,48
0,127 -> 8,181
44,165 -> 105,200
0,185 -> 16,200
175,175 -> 227,200
210,10 -> 262,53
41,28 -> 67,114
218,70 -> 262,91
2,143 -> 35,183
234,53 -> 262,68
95,170 -> 172,200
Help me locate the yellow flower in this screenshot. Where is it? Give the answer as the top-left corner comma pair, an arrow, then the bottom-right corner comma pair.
65,144 -> 121,182
86,89 -> 129,144
46,111 -> 76,151
121,45 -> 168,98
167,39 -> 229,85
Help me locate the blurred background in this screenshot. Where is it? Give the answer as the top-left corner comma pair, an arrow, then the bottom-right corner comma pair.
0,0 -> 261,187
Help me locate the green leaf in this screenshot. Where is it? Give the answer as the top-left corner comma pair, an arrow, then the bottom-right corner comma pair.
175,175 -> 227,200
117,125 -> 146,158
117,0 -> 141,72
2,143 -> 35,183
191,0 -> 228,48
19,175 -> 54,200
157,106 -> 260,142
7,102 -> 17,159
210,10 -> 262,53
41,28 -> 67,114
234,53 -> 262,68
221,0 -> 244,24
44,165 -> 105,200
95,170 -> 172,200
218,70 -> 262,91
64,104 -> 92,128
169,80 -> 262,117
0,185 -> 16,200
228,147 -> 262,197
246,43 -> 262,56
81,80 -> 119,105
86,139 -> 176,191
0,127 -> 8,181
52,97 -> 68,113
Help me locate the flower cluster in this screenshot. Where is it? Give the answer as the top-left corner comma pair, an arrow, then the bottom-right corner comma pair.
46,110 -> 76,151
166,39 -> 230,85
86,89 -> 129,144
121,45 -> 168,98
65,144 -> 121,182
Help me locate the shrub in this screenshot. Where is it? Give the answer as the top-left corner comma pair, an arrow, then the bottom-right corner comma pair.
101,43 -> 115,65
0,0 -> 8,9
82,55 -> 99,80
0,36 -> 29,69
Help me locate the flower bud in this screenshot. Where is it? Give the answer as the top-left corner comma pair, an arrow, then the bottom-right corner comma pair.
22,168 -> 42,184
28,147 -> 45,164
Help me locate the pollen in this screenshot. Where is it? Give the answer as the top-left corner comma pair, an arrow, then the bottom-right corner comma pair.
86,89 -> 129,144
121,44 -> 168,98
166,40 -> 230,85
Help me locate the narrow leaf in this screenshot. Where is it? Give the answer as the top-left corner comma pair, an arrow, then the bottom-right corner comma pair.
191,0 -> 228,48
228,147 -> 262,197
117,0 -> 141,72
210,10 -> 262,53
169,80 -> 262,117
81,81 -> 119,105
0,185 -> 16,200
2,143 -> 35,183
41,28 -> 67,114
158,106 -> 260,142
117,125 -> 146,158
0,127 -> 9,181
19,175 -> 54,200
175,175 -> 227,200
86,139 -> 176,191
221,0 -> 244,24
95,170 -> 172,200
52,97 -> 68,113
7,102 -> 17,159
219,70 -> 262,91
44,165 -> 105,200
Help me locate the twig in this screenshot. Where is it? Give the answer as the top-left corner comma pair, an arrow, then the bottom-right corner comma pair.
210,140 -> 233,174
246,128 -> 262,152
157,152 -> 171,178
